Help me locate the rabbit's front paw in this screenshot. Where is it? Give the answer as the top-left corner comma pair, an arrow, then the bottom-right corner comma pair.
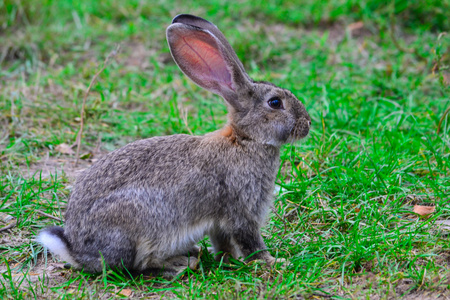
253,254 -> 286,267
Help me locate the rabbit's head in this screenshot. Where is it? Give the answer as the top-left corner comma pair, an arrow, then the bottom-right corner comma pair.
167,14 -> 310,146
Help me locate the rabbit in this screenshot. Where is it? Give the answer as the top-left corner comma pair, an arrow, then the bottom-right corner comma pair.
37,14 -> 311,277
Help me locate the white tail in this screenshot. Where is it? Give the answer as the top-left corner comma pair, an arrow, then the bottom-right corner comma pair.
37,229 -> 79,267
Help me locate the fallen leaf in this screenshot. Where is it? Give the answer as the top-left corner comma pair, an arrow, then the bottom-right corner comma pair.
443,73 -> 450,86
119,289 -> 132,297
347,21 -> 364,31
55,143 -> 75,155
413,204 -> 436,216
385,63 -> 393,77
80,152 -> 92,159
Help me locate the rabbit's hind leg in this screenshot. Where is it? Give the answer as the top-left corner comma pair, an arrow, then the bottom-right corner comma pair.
68,229 -> 136,274
141,255 -> 198,278
72,243 -> 136,273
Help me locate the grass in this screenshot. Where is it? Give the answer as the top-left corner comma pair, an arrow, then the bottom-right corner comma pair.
1,0 -> 450,298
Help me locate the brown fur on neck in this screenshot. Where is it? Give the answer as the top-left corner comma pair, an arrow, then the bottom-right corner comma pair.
219,125 -> 233,138
207,125 -> 237,144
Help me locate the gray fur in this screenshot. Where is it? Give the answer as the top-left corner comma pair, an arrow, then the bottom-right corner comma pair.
37,14 -> 311,276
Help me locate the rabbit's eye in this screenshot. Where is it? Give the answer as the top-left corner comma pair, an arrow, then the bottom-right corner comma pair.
268,98 -> 284,109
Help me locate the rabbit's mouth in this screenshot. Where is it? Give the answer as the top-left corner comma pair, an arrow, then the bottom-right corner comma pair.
290,118 -> 311,141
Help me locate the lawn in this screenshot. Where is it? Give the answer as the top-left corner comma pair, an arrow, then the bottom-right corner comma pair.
1,0 -> 450,298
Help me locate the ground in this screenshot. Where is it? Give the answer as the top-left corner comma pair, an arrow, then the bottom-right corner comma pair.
1,0 -> 450,299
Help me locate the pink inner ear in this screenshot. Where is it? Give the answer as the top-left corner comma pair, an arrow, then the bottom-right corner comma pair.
173,34 -> 234,91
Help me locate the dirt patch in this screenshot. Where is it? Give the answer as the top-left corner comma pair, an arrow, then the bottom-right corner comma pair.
23,151 -> 106,183
315,272 -> 450,299
0,258 -> 183,299
304,20 -> 376,46
120,41 -> 157,70
0,262 -> 69,287
117,40 -> 173,70
401,289 -> 450,300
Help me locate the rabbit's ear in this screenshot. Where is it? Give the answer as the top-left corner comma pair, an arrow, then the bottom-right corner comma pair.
167,17 -> 250,110
170,14 -> 249,79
